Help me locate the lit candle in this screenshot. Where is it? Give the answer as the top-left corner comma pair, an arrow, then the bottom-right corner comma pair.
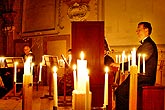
68,54 -> 72,66
128,54 -> 131,72
118,55 -> 121,63
53,66 -> 58,107
73,64 -> 77,90
14,62 -> 18,82
85,69 -> 90,110
115,55 -> 118,63
30,63 -> 34,75
138,54 -> 141,73
131,48 -> 136,66
104,66 -> 109,107
24,57 -> 31,75
122,51 -> 125,73
143,54 -> 146,74
77,51 -> 87,91
39,63 -> 42,82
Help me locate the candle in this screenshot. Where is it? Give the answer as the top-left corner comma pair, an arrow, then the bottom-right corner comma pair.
138,54 -> 141,73
143,54 -> 146,74
77,51 -> 87,91
68,54 -> 72,66
131,48 -> 136,66
118,55 -> 121,63
104,66 -> 109,107
24,57 -> 31,75
73,64 -> 77,90
14,62 -> 18,82
39,63 -> 42,82
128,54 -> 131,72
122,51 -> 125,73
115,55 -> 118,63
53,66 -> 58,107
85,69 -> 90,110
30,63 -> 34,75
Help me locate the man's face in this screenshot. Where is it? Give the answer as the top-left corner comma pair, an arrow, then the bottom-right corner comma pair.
24,46 -> 30,55
136,24 -> 148,41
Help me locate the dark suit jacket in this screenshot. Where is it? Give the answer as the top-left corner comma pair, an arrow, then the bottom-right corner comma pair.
115,36 -> 158,110
120,36 -> 158,88
137,36 -> 158,87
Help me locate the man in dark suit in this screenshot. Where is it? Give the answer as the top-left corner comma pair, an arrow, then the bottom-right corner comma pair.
111,22 -> 158,110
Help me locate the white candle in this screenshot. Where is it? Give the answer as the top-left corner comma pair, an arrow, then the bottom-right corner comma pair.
68,54 -> 72,66
122,51 -> 125,73
14,62 -> 18,82
104,66 -> 109,107
73,64 -> 77,90
138,54 -> 141,73
118,55 -> 121,63
39,63 -> 42,82
53,66 -> 58,107
77,51 -> 87,91
30,63 -> 34,75
24,57 -> 31,75
143,54 -> 146,74
115,55 -> 118,63
85,69 -> 90,110
128,54 -> 131,72
131,48 -> 136,66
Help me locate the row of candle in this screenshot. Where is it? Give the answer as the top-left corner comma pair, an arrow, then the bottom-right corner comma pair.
116,48 -> 146,73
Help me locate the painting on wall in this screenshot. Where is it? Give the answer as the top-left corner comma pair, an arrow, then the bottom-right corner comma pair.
22,0 -> 58,37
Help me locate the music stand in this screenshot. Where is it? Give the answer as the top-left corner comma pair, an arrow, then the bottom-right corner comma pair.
3,57 -> 24,99
40,55 -> 59,99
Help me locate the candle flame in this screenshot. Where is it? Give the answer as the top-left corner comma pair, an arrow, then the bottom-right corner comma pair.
73,64 -> 76,70
31,63 -> 34,66
14,62 -> 18,65
53,66 -> 58,73
142,54 -> 146,57
80,51 -> 84,60
105,66 -> 109,73
138,53 -> 141,56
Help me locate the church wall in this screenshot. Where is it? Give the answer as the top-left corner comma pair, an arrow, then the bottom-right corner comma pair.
11,0 -> 165,85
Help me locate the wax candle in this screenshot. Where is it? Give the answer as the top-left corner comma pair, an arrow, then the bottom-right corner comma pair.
128,54 -> 131,72
24,57 -> 31,75
53,66 -> 58,107
77,51 -> 87,91
131,48 -> 136,66
30,63 -> 34,75
14,62 -> 18,82
118,55 -> 121,63
73,64 -> 77,90
116,55 -> 118,63
85,69 -> 90,110
122,51 -> 125,73
104,66 -> 109,107
138,54 -> 141,73
39,63 -> 42,82
143,54 -> 146,74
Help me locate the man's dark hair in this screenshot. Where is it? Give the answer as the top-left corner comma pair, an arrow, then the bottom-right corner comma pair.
138,22 -> 152,35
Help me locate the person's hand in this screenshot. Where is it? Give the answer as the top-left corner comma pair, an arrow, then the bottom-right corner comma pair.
110,63 -> 120,72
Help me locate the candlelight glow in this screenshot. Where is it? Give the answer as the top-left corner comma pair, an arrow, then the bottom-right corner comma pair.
31,63 -> 34,66
53,66 -> 58,73
80,51 -> 84,60
104,66 -> 109,73
14,62 -> 18,65
73,64 -> 76,70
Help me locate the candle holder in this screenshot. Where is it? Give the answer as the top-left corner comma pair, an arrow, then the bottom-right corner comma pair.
53,106 -> 57,110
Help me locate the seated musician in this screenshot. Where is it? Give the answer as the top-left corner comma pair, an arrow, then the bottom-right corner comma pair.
21,45 -> 35,62
110,22 -> 158,110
